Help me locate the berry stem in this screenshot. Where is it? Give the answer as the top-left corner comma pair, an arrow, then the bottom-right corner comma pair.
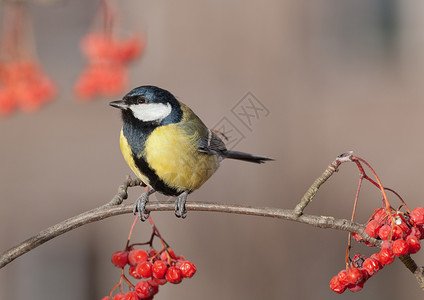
346,174 -> 363,268
352,156 -> 390,211
125,215 -> 138,251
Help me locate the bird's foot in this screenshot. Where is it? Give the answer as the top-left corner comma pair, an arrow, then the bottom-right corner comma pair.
174,191 -> 188,219
133,188 -> 156,221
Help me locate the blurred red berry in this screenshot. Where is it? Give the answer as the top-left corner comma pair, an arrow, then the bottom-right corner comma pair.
152,260 -> 168,279
378,248 -> 395,265
179,261 -> 197,278
111,251 -> 128,268
330,276 -> 346,294
136,261 -> 153,278
410,207 -> 424,226
115,36 -> 144,64
406,234 -> 421,254
0,88 -> 15,115
166,266 -> 182,284
101,297 -> 111,300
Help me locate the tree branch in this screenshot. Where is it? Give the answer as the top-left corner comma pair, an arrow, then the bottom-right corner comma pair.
0,199 -> 374,269
1,151 -> 423,292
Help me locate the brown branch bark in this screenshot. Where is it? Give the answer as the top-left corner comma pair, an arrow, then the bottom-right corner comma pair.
0,200 -> 374,269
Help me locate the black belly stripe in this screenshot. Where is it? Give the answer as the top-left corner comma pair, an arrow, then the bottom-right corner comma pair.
132,153 -> 182,196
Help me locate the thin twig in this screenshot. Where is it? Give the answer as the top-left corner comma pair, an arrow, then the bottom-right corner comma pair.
293,151 -> 353,216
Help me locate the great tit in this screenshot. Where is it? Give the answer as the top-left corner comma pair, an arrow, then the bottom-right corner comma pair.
110,85 -> 273,220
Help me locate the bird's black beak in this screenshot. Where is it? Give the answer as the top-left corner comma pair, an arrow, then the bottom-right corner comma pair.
109,100 -> 128,110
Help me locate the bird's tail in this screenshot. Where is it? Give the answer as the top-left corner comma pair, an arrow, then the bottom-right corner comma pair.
222,150 -> 274,164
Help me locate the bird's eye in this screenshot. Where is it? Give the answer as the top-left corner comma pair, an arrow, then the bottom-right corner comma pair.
137,97 -> 146,104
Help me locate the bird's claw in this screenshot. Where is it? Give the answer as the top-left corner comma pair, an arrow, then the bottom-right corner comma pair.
134,189 -> 155,221
174,191 -> 188,219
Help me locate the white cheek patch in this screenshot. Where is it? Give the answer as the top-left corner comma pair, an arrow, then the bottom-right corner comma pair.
130,103 -> 172,122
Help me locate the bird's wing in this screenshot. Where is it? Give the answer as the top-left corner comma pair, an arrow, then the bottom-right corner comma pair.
197,129 -> 227,155
178,102 -> 227,156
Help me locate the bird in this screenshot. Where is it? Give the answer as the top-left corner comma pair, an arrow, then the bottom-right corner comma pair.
110,85 -> 273,220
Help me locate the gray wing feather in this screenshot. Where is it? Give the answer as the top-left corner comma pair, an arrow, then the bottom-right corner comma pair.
198,129 -> 227,155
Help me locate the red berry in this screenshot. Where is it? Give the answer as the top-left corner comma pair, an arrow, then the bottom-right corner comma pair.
411,226 -> 423,240
351,232 -> 364,242
111,251 -> 129,268
179,261 -> 197,278
112,293 -> 126,300
136,261 -> 153,278
149,249 -> 157,257
337,269 -> 349,286
406,234 -> 421,254
410,207 -> 424,226
352,254 -> 366,268
378,225 -> 392,240
366,220 -> 381,238
381,240 -> 392,250
373,208 -> 387,223
160,251 -> 169,261
129,265 -> 142,279
123,291 -> 139,300
346,268 -> 363,285
128,249 -> 149,266
362,258 -> 380,276
148,278 -> 167,286
160,249 -> 177,261
369,253 -> 383,271
330,276 -> 346,294
101,297 -> 111,300
347,282 -> 364,293
135,280 -> 158,299
378,248 -> 395,265
152,260 -> 168,279
392,239 -> 409,256
166,266 -> 182,284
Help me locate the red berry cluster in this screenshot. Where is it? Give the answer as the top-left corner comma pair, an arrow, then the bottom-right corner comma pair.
0,60 -> 56,115
106,247 -> 196,300
74,0 -> 145,100
0,4 -> 56,116
330,206 -> 424,294
102,216 -> 196,299
74,33 -> 144,100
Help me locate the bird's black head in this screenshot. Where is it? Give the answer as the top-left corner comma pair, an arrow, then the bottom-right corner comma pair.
109,86 -> 183,126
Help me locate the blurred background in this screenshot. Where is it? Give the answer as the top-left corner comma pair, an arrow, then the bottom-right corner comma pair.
1,0 -> 424,299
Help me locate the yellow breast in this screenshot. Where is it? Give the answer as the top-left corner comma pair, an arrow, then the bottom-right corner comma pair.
119,129 -> 152,187
143,123 -> 219,192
